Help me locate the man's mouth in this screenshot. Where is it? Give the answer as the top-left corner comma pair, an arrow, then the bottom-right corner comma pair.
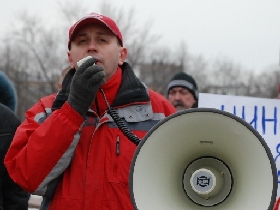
173,101 -> 185,108
87,55 -> 101,63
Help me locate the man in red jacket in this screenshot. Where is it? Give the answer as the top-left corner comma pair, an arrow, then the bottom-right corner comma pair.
4,12 -> 176,209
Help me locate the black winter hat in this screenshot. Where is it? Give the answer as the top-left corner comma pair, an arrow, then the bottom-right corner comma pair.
0,71 -> 17,112
167,72 -> 199,100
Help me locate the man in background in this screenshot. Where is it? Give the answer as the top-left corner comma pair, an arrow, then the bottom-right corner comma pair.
0,71 -> 29,210
167,72 -> 199,111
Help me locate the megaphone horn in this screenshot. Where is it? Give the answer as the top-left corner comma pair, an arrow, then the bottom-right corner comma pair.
129,108 -> 277,210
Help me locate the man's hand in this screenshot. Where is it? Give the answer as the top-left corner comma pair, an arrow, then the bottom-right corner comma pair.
68,57 -> 105,117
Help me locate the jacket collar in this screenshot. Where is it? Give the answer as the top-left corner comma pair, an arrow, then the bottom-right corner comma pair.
112,62 -> 150,107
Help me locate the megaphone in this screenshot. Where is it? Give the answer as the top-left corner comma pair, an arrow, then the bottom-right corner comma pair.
129,108 -> 277,210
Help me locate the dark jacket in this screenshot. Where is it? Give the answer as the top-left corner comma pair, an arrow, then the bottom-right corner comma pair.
0,71 -> 29,210
0,103 -> 29,210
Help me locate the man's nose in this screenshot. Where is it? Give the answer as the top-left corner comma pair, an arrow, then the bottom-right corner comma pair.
88,40 -> 98,52
174,92 -> 181,100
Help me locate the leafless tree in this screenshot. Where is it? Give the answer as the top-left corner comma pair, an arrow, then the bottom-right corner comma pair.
55,0 -> 87,26
163,41 -> 209,95
188,54 -> 209,92
12,12 -> 68,90
99,1 -> 160,68
0,39 -> 31,120
0,12 -> 69,119
253,65 -> 280,98
1,1 -> 278,120
205,57 -> 245,95
0,1 -> 164,119
137,45 -> 183,95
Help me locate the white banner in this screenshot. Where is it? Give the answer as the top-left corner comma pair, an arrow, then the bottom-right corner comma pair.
199,93 -> 280,198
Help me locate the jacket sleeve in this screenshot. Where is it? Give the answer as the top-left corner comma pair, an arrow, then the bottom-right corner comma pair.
4,101 -> 85,195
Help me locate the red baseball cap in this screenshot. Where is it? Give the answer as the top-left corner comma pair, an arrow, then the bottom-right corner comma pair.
68,12 -> 123,50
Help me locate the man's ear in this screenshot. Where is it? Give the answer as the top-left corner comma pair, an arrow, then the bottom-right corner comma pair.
118,47 -> 128,65
67,51 -> 75,68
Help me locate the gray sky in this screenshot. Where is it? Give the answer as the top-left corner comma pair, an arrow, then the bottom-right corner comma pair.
1,0 -> 280,74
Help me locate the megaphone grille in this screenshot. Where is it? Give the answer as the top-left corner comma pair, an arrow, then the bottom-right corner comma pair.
129,108 -> 277,210
184,157 -> 233,206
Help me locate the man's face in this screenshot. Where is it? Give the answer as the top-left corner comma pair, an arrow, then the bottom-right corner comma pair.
168,87 -> 196,111
68,24 -> 127,81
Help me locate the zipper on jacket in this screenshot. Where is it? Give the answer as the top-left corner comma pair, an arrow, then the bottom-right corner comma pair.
116,136 -> 120,156
0,133 -> 12,137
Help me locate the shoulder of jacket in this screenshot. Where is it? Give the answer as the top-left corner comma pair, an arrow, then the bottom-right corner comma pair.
0,103 -> 20,126
148,89 -> 176,114
148,89 -> 168,103
27,93 -> 56,115
39,93 -> 57,108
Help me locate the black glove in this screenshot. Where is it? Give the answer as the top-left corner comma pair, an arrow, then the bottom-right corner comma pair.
68,57 -> 105,117
52,68 -> 75,111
